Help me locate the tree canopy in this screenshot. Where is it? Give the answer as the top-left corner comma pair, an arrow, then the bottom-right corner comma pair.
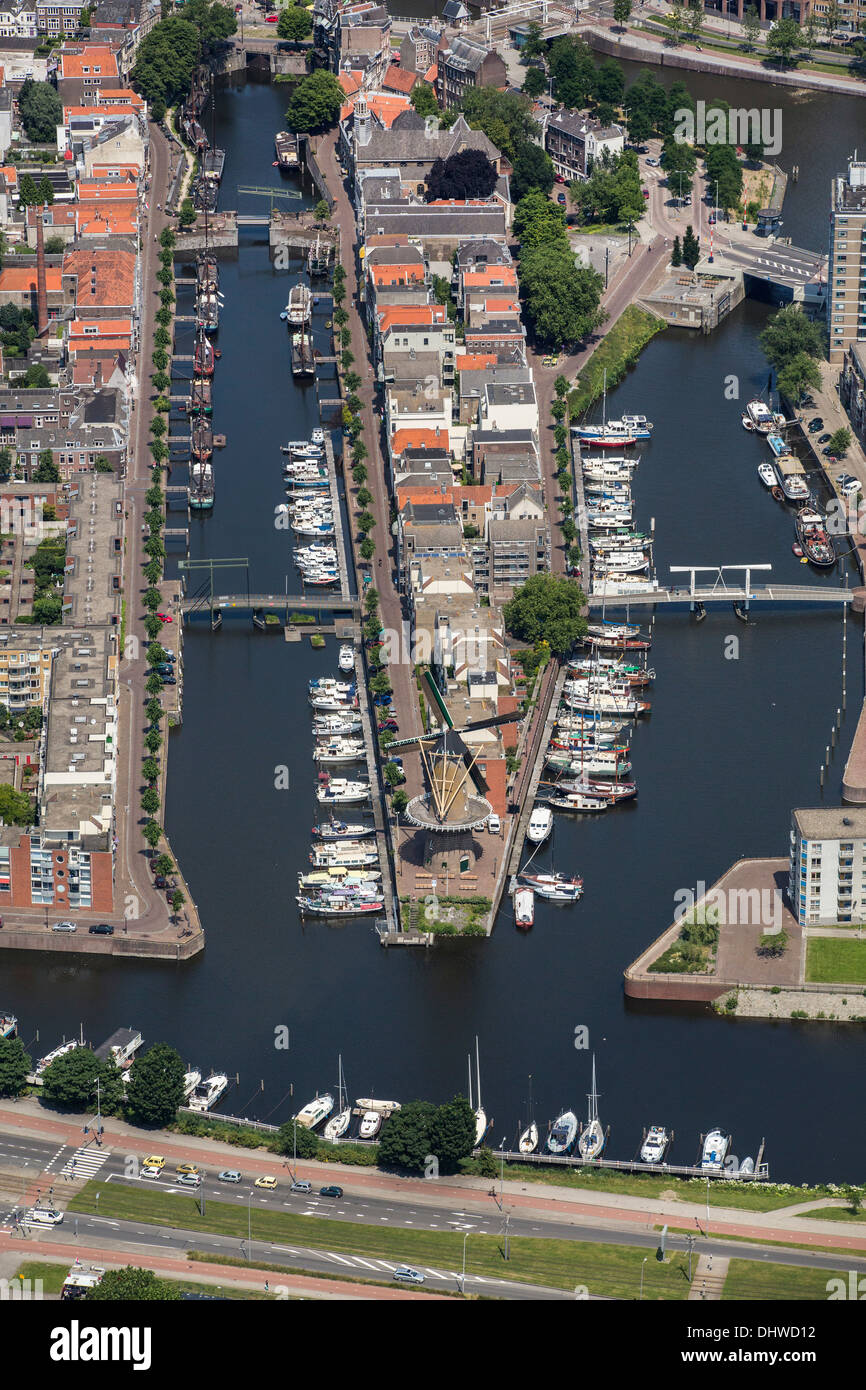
17,79 -> 62,142
0,1038 -> 31,1097
509,140 -> 554,202
0,784 -> 35,825
286,70 -> 344,133
86,1267 -> 182,1301
131,17 -> 201,119
377,1098 -> 476,1173
277,5 -> 313,41
759,306 -> 824,372
124,1042 -> 186,1127
569,149 -> 644,227
40,1047 -> 124,1112
503,574 -> 587,656
519,243 -> 604,349
513,188 -> 567,250
425,149 -> 498,201
547,34 -> 597,110
460,87 -> 537,162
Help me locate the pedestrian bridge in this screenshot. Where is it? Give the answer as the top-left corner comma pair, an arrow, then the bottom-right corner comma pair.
589,584 -> 853,608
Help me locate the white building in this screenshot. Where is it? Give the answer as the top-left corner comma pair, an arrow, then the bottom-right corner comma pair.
789,807 -> 866,926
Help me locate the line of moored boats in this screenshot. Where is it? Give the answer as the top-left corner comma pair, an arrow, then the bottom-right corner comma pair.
746,397 -> 839,568
280,431 -> 343,584
573,395 -> 657,600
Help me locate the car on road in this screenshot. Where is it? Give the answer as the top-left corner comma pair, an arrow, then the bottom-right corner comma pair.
708,212 -> 716,223
177,1173 -> 202,1187
556,193 -> 566,204
161,676 -> 177,685
141,1165 -> 162,1179
291,1179 -> 312,1193
88,923 -> 114,935
156,612 -> 173,622
255,1176 -> 277,1189
818,433 -> 832,444
836,473 -> 862,497
808,418 -> 824,432
645,156 -> 659,166
143,1155 -> 166,1169
176,1163 -> 199,1176
393,1266 -> 425,1284
218,1170 -> 242,1183
319,1185 -> 343,1198
52,920 -> 76,933
823,446 -> 840,458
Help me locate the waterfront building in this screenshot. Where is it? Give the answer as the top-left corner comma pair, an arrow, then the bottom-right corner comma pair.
789,807 -> 866,927
545,110 -> 625,184
828,157 -> 866,367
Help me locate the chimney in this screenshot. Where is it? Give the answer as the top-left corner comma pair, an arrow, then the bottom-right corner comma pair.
35,205 -> 48,337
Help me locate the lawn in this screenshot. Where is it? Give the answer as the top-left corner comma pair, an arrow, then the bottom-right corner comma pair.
805,936 -> 866,983
12,1259 -> 271,1300
723,1258 -> 846,1301
567,305 -> 666,419
794,1205 -> 866,1224
68,1182 -> 691,1299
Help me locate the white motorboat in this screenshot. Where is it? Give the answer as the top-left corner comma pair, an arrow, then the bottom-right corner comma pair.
313,739 -> 365,764
309,693 -> 359,712
742,398 -> 774,433
469,1037 -> 486,1146
312,819 -> 374,839
758,461 -> 777,487
546,1110 -> 578,1154
188,1072 -> 228,1112
317,779 -> 370,805
519,1122 -> 539,1153
547,792 -> 610,814
577,1056 -> 604,1160
620,414 -> 653,436
359,1110 -> 382,1139
310,843 -> 379,868
701,1128 -> 729,1170
586,622 -> 641,641
338,644 -> 355,672
294,1093 -> 334,1130
641,1125 -> 670,1164
311,428 -> 325,445
182,1068 -> 201,1099
526,805 -> 553,844
355,1098 -> 401,1117
519,870 -> 583,901
514,885 -> 535,928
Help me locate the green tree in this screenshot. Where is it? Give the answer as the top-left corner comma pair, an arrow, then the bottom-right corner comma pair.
286,70 -> 343,133
671,234 -> 682,267
17,79 -> 62,141
153,853 -> 174,876
504,573 -> 587,655
518,243 -> 604,350
31,596 -> 62,625
377,1100 -> 437,1172
410,81 -> 439,118
513,188 -> 567,250
314,199 -> 330,221
0,450 -> 11,483
360,536 -> 375,561
429,1096 -> 476,1173
613,0 -> 632,28
547,34 -> 597,110
759,305 -> 824,371
41,1047 -> 122,1111
522,66 -> 547,99
276,1118 -> 319,1159
141,789 -> 161,818
510,140 -> 555,202
660,135 -> 697,181
776,351 -> 823,406
142,757 -> 160,783
178,198 -> 196,227
392,788 -> 409,815
461,87 -> 538,162
32,449 -> 59,483
277,5 -> 312,41
171,889 -> 186,915
681,224 -> 701,269
143,820 -> 162,848
21,363 -> 51,388
86,1267 -> 182,1301
594,58 -> 625,108
742,4 -> 760,49
827,427 -> 852,457
125,1042 -> 185,1126
144,613 -> 162,641
767,16 -> 801,64
0,1037 -> 31,1097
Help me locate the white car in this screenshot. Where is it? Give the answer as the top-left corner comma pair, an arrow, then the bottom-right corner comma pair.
836,473 -> 862,497
645,156 -> 660,167
141,1165 -> 162,1179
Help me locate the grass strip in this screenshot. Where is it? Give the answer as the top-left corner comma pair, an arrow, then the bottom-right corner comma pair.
567,305 -> 665,419
67,1181 -> 690,1300
722,1258 -> 846,1301
806,936 -> 866,983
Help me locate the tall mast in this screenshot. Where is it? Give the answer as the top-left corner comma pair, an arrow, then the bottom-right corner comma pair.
467,1054 -> 473,1111
475,1035 -> 482,1113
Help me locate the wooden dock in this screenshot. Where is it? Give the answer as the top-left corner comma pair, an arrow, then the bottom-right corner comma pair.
353,649 -> 400,938
324,433 -> 350,603
506,663 -> 567,876
493,1145 -> 768,1180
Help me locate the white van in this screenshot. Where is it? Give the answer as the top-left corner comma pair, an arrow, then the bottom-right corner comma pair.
487,814 -> 501,834
25,1207 -> 63,1226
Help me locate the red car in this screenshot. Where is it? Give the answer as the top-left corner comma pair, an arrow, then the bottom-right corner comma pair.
157,612 -> 173,622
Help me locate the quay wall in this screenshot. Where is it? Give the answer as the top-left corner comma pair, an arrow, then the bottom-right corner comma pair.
0,928 -> 203,961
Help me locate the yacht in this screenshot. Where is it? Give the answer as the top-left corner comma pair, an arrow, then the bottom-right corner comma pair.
766,432 -> 788,457
182,1068 -> 201,1100
701,1128 -> 729,1170
323,1056 -> 351,1142
518,1121 -> 539,1153
546,791 -> 610,814
188,1072 -> 228,1112
518,871 -> 583,902
312,819 -> 374,840
640,1126 -> 670,1164
294,1093 -> 334,1130
513,884 -> 535,929
574,420 -> 639,447
526,805 -> 553,844
359,1110 -> 382,1139
758,461 -> 777,488
311,428 -> 325,446
316,779 -> 370,805
577,1057 -> 604,1160
313,739 -> 365,764
310,843 -> 379,868
297,892 -> 384,916
620,414 -> 653,437
338,645 -> 355,672
742,398 -> 774,433
546,1110 -> 578,1154
775,456 -> 811,502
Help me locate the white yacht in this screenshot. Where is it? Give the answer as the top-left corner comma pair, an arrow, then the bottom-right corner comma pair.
338,644 -> 355,672
182,1068 -> 201,1100
742,398 -> 774,433
526,805 -> 553,844
546,1110 -> 578,1154
323,1057 -> 351,1142
294,1093 -> 334,1130
702,1128 -> 729,1170
359,1110 -> 382,1139
317,779 -> 370,805
640,1125 -> 670,1164
577,1056 -> 604,1160
188,1072 -> 228,1112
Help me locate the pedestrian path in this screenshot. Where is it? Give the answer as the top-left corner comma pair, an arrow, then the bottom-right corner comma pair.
59,1146 -> 109,1181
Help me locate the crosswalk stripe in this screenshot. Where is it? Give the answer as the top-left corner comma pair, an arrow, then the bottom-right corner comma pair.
320,1252 -> 354,1266
60,1146 -> 109,1179
352,1258 -> 381,1271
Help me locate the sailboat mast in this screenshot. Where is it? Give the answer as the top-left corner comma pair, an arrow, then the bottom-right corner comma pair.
467,1054 -> 473,1111
475,1035 -> 482,1112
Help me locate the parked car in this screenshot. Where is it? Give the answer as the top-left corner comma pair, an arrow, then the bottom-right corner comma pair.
52,920 -> 76,933
154,875 -> 167,889
88,923 -> 114,935
176,1163 -> 199,1176
808,418 -> 824,433
161,676 -> 177,685
218,1170 -> 242,1183
319,1185 -> 343,1198
557,193 -> 566,204
291,1179 -> 312,1193
393,1266 -> 425,1284
823,447 -> 840,458
646,156 -> 660,167
255,1175 -> 277,1189
141,1165 -> 161,1179
818,433 -> 832,444
836,473 -> 862,497
642,188 -> 650,198
177,1173 -> 202,1187
157,612 -> 173,622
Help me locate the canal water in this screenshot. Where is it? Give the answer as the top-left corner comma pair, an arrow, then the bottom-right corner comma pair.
2,72 -> 864,1182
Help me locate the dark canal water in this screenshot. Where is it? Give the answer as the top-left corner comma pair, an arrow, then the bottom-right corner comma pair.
2,72 -> 865,1181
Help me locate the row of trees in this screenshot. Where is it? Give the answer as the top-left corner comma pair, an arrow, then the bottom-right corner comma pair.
513,188 -> 605,351
131,3 -> 236,122
759,305 -> 826,407
0,1035 -> 187,1127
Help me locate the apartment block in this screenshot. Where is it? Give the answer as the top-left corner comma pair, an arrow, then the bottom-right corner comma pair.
789,807 -> 866,927
435,35 -> 506,111
828,158 -> 866,367
545,110 -> 625,183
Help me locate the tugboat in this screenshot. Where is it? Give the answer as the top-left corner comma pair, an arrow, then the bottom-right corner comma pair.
795,506 -> 835,567
274,130 -> 299,168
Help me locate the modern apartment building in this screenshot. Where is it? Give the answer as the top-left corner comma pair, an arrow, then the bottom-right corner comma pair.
828,157 -> 866,368
840,340 -> 866,445
789,807 -> 866,927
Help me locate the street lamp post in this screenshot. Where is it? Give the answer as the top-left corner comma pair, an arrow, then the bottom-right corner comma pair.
246,1188 -> 252,1262
460,1232 -> 469,1293
639,1255 -> 648,1300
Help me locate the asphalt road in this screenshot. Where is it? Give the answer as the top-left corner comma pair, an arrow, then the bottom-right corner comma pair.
3,1133 -> 864,1285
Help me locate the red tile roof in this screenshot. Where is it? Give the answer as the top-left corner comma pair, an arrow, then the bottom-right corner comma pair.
377,304 -> 447,334
456,353 -> 497,372
0,267 -> 62,294
391,428 -> 450,455
382,66 -> 418,94
58,46 -> 119,80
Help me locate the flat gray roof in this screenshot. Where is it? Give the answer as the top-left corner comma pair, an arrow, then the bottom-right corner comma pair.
793,807 -> 866,840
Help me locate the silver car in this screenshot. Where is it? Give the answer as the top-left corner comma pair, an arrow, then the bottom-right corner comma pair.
52,920 -> 77,933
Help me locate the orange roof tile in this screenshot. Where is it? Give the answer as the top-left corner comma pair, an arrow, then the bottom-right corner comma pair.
78,178 -> 137,200
58,46 -> 119,80
463,267 -> 518,289
0,267 -> 62,294
364,234 -> 409,249
423,63 -> 438,84
0,165 -> 18,187
382,66 -> 418,94
96,88 -> 144,106
370,264 -> 425,287
391,428 -> 450,455
63,104 -> 146,122
377,304 -> 446,334
483,297 -> 520,313
79,212 -> 138,237
63,247 -> 136,309
338,71 -> 363,96
456,353 -> 497,372
68,319 -> 132,351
